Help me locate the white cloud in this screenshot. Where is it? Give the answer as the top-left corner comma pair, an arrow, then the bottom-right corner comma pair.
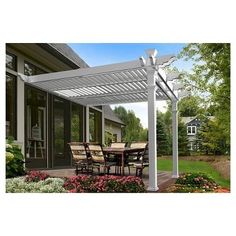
111,101 -> 168,129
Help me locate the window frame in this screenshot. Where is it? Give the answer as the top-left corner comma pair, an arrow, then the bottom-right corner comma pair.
24,60 -> 46,76
187,125 -> 197,135
6,52 -> 17,71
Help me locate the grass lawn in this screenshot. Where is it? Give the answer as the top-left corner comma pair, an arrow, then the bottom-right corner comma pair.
158,159 -> 230,189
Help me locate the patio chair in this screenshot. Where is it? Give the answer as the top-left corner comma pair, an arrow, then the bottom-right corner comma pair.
87,143 -> 117,174
129,143 -> 149,177
124,142 -> 148,174
68,142 -> 92,175
126,142 -> 148,162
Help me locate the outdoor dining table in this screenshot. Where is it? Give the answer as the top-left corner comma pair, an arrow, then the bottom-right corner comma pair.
103,147 -> 145,176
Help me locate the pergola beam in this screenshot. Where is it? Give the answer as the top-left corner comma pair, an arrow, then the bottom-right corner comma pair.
25,55 -> 174,84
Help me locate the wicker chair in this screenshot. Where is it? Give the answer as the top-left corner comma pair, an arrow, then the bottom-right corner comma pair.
68,142 -> 92,175
87,143 -> 117,174
129,143 -> 149,177
126,142 -> 148,162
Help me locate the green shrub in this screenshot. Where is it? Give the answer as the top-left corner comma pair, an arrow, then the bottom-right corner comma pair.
6,139 -> 25,178
6,177 -> 67,193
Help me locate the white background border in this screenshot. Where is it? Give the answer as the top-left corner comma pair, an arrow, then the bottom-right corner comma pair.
0,1 -> 235,236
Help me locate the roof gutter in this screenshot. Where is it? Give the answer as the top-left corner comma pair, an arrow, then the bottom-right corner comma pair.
37,43 -> 83,69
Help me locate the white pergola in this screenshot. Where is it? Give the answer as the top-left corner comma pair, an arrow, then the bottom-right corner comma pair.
19,49 -> 190,191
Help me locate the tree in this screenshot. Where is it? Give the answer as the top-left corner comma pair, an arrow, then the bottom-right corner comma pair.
178,96 -> 204,117
178,120 -> 190,156
179,43 -> 230,154
197,117 -> 229,155
125,111 -> 144,142
156,112 -> 170,156
113,106 -> 146,142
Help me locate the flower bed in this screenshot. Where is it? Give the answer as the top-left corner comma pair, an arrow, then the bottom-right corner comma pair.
25,170 -> 49,182
63,175 -> 146,193
6,171 -> 146,193
164,172 -> 229,193
6,177 -> 67,193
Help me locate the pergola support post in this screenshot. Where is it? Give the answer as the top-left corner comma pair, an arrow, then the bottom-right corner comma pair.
172,100 -> 179,178
146,67 -> 158,192
101,107 -> 105,145
86,106 -> 90,143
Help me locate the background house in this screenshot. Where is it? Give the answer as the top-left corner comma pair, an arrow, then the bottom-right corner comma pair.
6,43 -> 123,169
103,105 -> 124,143
181,116 -> 214,151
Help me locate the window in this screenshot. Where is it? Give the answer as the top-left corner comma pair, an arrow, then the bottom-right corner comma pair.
6,73 -> 17,139
6,52 -> 17,71
71,103 -> 83,142
187,125 -> 197,135
26,86 -> 47,159
24,61 -> 46,76
89,109 -> 102,143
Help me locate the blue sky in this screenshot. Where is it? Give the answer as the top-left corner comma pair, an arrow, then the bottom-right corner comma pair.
68,43 -> 194,128
68,43 -> 193,71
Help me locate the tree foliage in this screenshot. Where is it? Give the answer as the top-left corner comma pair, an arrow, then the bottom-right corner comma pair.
114,105 -> 189,156
179,43 -> 230,154
113,106 -> 147,142
197,117 -> 229,155
178,119 -> 190,156
162,103 -> 189,156
156,112 -> 171,155
178,96 -> 204,117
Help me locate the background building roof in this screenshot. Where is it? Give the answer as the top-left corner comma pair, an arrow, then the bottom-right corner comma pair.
181,116 -> 197,125
38,43 -> 89,69
103,105 -> 124,125
181,116 -> 215,125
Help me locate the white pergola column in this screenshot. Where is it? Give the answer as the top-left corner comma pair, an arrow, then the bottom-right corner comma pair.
86,106 -> 90,143
146,49 -> 158,191
172,100 -> 179,178
147,69 -> 158,191
101,107 -> 105,145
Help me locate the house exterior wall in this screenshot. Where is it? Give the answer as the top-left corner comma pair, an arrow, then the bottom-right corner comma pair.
183,117 -> 203,151
5,44 -> 101,169
105,120 -> 122,142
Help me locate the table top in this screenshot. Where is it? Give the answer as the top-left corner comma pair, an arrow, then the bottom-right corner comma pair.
103,147 -> 145,154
